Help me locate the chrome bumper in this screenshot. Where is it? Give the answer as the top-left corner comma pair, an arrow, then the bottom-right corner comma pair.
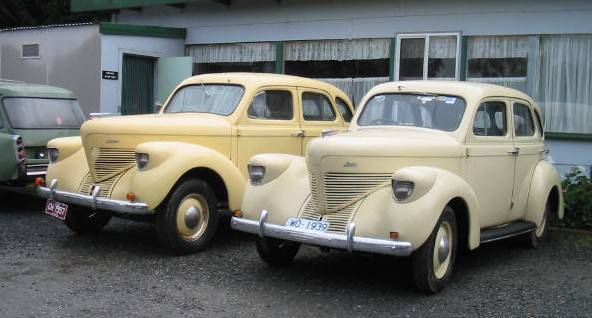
37,179 -> 150,215
231,210 -> 413,257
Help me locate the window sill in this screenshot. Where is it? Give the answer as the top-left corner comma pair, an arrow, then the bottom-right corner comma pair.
545,132 -> 592,141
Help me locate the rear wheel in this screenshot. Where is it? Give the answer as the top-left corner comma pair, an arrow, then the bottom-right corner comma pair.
256,237 -> 300,266
64,206 -> 111,234
411,206 -> 457,294
156,179 -> 218,255
523,200 -> 550,249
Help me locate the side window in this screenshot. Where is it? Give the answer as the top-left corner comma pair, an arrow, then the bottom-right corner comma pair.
513,103 -> 535,137
335,97 -> 353,122
302,92 -> 336,121
473,101 -> 507,136
534,110 -> 544,137
247,90 -> 293,120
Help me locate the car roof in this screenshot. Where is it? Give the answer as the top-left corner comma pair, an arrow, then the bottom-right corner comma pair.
366,80 -> 540,113
0,80 -> 76,99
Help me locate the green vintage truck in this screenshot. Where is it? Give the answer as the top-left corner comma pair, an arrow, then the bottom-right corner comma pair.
0,80 -> 85,188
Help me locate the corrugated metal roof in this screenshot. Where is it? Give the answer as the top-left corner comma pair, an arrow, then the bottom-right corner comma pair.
0,22 -> 96,33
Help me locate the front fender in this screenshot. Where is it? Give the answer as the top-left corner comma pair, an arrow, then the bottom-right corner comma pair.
354,166 -> 481,251
524,160 -> 564,227
130,142 -> 245,210
46,137 -> 88,193
240,154 -> 309,226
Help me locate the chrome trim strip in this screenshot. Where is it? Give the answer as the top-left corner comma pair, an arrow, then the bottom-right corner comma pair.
231,212 -> 413,257
37,178 -> 150,215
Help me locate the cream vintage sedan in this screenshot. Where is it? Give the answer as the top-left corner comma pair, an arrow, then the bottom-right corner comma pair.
231,81 -> 564,293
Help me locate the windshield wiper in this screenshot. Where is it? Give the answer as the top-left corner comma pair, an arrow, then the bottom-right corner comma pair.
200,81 -> 211,97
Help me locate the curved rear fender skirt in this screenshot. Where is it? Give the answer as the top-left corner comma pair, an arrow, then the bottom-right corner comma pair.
132,142 -> 245,211
240,156 -> 310,226
354,167 -> 480,251
45,146 -> 89,194
524,160 -> 564,226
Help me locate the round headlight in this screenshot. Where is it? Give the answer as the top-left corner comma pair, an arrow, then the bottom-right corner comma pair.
47,148 -> 60,163
392,180 -> 414,201
248,165 -> 266,185
135,153 -> 150,170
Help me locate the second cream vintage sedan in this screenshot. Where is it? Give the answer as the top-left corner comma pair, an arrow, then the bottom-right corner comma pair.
232,81 -> 564,293
37,73 -> 353,254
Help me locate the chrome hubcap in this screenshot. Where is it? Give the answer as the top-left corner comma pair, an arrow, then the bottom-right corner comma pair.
184,206 -> 201,229
438,235 -> 450,264
433,220 -> 453,279
175,194 -> 208,241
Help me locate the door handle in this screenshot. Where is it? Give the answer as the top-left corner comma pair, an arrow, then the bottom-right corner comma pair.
540,149 -> 550,154
291,130 -> 304,137
508,147 -> 520,155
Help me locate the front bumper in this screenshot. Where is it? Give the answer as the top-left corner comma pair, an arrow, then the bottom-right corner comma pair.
231,210 -> 413,256
37,179 -> 150,215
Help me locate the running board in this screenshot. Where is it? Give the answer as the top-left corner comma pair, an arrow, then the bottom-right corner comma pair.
480,220 -> 536,243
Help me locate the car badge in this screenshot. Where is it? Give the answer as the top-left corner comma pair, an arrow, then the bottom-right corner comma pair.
343,161 -> 358,168
106,139 -> 119,144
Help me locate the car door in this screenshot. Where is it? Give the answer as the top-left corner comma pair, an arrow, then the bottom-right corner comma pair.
463,99 -> 516,227
236,86 -> 302,176
298,88 -> 346,152
507,100 -> 545,221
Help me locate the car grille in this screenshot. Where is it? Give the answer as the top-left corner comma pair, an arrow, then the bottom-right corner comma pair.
299,172 -> 392,233
88,148 -> 135,182
78,173 -> 120,198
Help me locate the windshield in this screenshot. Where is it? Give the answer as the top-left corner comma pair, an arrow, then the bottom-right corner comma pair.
3,98 -> 85,129
165,84 -> 244,116
357,93 -> 466,132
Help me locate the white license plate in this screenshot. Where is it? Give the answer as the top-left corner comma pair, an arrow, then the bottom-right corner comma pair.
45,199 -> 68,220
285,218 -> 329,233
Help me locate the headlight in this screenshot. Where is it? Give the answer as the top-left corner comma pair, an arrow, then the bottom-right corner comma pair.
135,153 -> 150,170
47,148 -> 59,163
392,180 -> 414,201
248,165 -> 266,185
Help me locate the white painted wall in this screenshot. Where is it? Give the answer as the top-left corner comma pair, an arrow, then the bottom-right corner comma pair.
114,0 -> 592,44
547,140 -> 592,177
99,34 -> 185,114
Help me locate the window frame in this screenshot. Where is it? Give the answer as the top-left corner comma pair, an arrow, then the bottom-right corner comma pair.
395,32 -> 461,81
335,97 -> 353,123
299,90 -> 339,123
21,43 -> 40,59
246,89 -> 295,122
470,99 -> 511,139
512,101 -> 538,139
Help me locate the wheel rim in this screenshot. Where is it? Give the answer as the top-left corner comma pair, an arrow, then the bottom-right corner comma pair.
433,220 -> 453,279
536,211 -> 547,238
175,193 -> 209,241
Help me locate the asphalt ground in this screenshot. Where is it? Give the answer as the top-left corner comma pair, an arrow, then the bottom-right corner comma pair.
0,192 -> 591,317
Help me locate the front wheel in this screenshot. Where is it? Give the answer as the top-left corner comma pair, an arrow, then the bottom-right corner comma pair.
256,237 -> 300,266
411,206 -> 458,294
156,179 -> 219,255
64,206 -> 111,234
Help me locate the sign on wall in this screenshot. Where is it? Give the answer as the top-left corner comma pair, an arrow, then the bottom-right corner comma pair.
102,70 -> 118,80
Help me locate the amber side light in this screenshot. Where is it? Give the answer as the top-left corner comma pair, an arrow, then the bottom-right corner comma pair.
233,210 -> 244,218
389,232 -> 399,240
34,177 -> 45,187
126,192 -> 136,202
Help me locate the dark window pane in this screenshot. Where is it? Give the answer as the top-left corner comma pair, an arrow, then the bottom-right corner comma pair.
399,38 -> 425,80
248,90 -> 293,120
302,92 -> 336,121
284,59 -> 388,78
335,98 -> 353,122
467,58 -> 527,78
473,101 -> 507,136
428,58 -> 456,78
513,103 -> 535,137
194,61 -> 275,75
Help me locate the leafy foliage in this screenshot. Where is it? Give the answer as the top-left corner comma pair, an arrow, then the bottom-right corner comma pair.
552,168 -> 592,231
0,0 -> 109,29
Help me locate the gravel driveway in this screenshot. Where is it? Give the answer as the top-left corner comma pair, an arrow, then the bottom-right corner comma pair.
0,192 -> 591,317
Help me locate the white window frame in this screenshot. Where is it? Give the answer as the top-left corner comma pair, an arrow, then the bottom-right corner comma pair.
21,43 -> 40,59
395,32 -> 461,81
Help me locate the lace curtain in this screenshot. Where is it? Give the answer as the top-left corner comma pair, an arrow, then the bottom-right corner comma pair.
186,42 -> 276,63
533,34 -> 592,133
467,36 -> 529,92
321,77 -> 390,106
285,39 -> 390,61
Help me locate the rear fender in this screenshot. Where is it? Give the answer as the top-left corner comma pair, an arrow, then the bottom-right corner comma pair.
524,160 -> 564,227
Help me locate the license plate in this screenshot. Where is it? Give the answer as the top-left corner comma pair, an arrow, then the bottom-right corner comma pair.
45,199 -> 68,220
285,218 -> 329,233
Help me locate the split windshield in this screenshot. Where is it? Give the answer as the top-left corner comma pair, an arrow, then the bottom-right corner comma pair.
164,84 -> 245,116
2,97 -> 85,129
357,93 -> 466,132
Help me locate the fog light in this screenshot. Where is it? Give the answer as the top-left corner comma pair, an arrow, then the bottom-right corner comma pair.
47,148 -> 59,163
247,165 -> 266,185
35,177 -> 45,187
126,192 -> 136,202
392,180 -> 414,201
135,153 -> 149,170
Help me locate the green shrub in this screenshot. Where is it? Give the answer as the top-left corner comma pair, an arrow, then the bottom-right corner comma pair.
552,168 -> 592,231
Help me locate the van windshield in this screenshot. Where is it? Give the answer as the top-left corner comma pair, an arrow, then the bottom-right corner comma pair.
3,98 -> 85,129
357,93 -> 466,132
165,84 -> 244,116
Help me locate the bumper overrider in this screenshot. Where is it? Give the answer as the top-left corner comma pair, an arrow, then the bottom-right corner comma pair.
37,179 -> 150,215
231,210 -> 413,256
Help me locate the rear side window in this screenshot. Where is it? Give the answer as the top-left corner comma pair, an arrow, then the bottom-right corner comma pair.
335,97 -> 353,122
473,101 -> 507,136
513,103 -> 535,137
302,92 -> 336,121
247,90 -> 293,120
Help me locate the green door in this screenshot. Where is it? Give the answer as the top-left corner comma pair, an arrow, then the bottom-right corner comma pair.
121,54 -> 155,115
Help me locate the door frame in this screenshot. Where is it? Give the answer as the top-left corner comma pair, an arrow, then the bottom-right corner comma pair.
118,50 -> 159,114
395,32 -> 462,81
